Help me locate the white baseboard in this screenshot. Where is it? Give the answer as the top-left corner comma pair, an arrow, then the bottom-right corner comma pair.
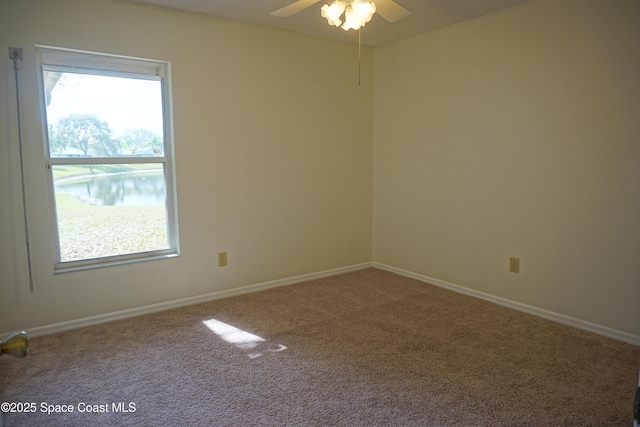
22,262 -> 374,338
374,262 -> 640,347
15,261 -> 639,347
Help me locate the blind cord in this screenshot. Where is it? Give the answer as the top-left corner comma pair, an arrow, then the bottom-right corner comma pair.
10,48 -> 34,293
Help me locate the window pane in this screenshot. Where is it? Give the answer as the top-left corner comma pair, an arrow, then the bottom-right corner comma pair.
45,72 -> 165,158
39,46 -> 178,270
52,164 -> 169,262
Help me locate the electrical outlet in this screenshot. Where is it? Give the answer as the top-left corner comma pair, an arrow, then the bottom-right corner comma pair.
218,252 -> 228,267
509,257 -> 520,273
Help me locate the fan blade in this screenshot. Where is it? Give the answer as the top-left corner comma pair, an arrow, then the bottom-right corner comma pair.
374,0 -> 411,23
271,0 -> 322,18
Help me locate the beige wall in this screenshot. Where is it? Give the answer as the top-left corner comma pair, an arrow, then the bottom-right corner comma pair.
374,0 -> 640,336
0,0 -> 373,332
2,0 -> 639,340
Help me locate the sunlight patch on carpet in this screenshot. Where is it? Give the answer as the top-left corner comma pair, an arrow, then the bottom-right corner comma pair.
203,319 -> 287,358
203,319 -> 265,349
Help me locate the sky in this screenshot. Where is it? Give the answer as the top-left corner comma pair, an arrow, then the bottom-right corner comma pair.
46,73 -> 164,137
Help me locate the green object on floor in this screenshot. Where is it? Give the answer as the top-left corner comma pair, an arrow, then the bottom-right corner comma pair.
0,331 -> 28,358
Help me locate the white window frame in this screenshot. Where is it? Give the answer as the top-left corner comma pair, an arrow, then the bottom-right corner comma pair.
36,46 -> 180,273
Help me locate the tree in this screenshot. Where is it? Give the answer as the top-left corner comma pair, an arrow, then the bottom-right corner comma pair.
48,123 -> 67,155
119,129 -> 163,155
54,114 -> 117,157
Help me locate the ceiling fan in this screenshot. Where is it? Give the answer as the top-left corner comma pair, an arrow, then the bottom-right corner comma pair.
271,0 -> 411,31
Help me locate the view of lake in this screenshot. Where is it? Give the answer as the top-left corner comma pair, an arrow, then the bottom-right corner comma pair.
56,171 -> 166,206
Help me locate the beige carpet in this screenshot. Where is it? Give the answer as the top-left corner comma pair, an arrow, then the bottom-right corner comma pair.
1,268 -> 638,426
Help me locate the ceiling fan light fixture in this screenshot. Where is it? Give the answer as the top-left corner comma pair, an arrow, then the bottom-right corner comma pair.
321,0 -> 376,31
342,0 -> 376,31
321,1 -> 347,27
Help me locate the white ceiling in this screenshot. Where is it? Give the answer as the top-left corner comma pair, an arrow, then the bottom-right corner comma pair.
126,0 -> 533,46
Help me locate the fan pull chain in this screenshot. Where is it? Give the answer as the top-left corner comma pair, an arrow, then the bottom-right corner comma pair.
358,29 -> 361,85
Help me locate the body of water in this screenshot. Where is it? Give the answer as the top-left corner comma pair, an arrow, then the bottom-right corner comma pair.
56,170 -> 166,206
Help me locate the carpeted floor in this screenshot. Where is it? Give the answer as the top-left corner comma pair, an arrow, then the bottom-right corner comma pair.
1,268 -> 639,426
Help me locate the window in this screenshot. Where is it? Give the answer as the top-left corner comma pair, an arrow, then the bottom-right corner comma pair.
37,46 -> 179,272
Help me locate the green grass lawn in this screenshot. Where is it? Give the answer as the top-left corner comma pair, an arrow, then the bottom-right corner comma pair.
55,192 -> 168,262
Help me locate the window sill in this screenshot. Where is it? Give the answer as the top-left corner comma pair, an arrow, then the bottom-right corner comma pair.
54,251 -> 179,274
